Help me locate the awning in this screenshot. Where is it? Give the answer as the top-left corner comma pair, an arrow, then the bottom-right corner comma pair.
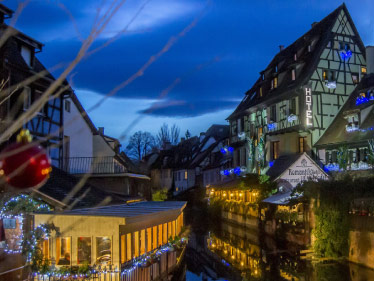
262,190 -> 303,205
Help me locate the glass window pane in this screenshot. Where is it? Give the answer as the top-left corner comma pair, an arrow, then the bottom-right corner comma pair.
126,233 -> 131,261
57,237 -> 71,265
96,237 -> 111,265
77,237 -> 91,264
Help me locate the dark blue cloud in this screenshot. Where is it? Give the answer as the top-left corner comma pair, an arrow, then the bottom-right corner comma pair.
4,0 -> 374,120
139,99 -> 239,117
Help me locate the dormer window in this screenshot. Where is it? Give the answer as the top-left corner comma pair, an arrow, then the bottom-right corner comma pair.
345,113 -> 359,132
21,45 -> 33,67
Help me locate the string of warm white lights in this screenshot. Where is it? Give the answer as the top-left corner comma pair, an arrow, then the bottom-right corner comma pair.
0,194 -> 51,254
32,238 -> 186,278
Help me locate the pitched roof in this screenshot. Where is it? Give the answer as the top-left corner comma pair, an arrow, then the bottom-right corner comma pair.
34,167 -> 138,209
36,201 -> 187,218
316,73 -> 374,147
205,124 -> 229,139
266,154 -> 302,180
228,3 -> 365,120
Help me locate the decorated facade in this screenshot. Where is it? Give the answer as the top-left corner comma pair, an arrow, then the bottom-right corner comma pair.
33,201 -> 186,276
315,50 -> 374,173
227,4 -> 366,176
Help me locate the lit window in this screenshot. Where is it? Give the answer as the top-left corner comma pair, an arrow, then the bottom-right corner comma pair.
65,100 -> 71,112
96,237 -> 111,265
259,87 -> 263,97
38,239 -> 49,259
184,171 -> 187,180
361,66 -> 367,76
77,237 -> 92,264
21,45 -> 32,67
294,53 -> 297,61
271,77 -> 278,89
257,127 -> 263,143
299,137 -> 306,153
291,69 -> 296,81
323,70 -> 327,80
23,87 -> 31,110
351,73 -> 359,84
57,237 -> 71,265
272,141 -> 280,160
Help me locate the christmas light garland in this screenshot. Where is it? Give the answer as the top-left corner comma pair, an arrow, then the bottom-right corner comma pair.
31,237 -> 187,279
0,194 -> 51,254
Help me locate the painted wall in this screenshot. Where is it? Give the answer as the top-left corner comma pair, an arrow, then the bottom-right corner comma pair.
93,135 -> 116,158
151,169 -> 173,190
63,97 -> 93,158
34,215 -> 125,267
174,169 -> 195,193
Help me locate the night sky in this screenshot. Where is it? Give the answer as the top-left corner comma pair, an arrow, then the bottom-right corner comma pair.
4,0 -> 374,145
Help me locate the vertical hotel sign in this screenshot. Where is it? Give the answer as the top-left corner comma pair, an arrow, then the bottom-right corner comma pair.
305,86 -> 313,126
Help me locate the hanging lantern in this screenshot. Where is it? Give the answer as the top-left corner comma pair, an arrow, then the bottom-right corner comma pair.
0,129 -> 51,189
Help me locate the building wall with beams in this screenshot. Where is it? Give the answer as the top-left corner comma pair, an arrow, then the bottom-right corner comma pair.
228,6 -> 366,174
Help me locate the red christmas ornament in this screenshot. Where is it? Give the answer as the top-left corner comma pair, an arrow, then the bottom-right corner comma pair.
0,129 -> 52,189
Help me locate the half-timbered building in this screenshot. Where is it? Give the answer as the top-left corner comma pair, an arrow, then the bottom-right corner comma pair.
227,4 -> 367,176
0,4 -> 66,168
315,47 -> 374,173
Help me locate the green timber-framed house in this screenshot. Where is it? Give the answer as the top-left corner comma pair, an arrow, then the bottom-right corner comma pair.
227,4 -> 367,176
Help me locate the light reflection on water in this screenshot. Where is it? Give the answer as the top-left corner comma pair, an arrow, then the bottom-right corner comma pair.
183,218 -> 374,281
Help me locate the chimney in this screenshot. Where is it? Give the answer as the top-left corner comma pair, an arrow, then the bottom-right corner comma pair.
366,46 -> 374,75
180,137 -> 185,142
98,127 -> 104,135
311,21 -> 319,28
279,45 -> 285,51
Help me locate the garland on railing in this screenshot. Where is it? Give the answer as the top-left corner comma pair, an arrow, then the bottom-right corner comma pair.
32,235 -> 187,279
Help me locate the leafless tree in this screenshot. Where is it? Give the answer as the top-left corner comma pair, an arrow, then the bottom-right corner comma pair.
170,124 -> 180,145
126,131 -> 155,160
157,123 -> 170,148
156,123 -> 181,147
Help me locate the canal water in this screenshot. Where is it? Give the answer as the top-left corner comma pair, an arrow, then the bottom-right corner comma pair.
180,207 -> 374,281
